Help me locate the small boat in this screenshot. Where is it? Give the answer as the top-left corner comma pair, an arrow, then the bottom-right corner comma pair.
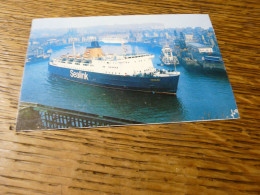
160,45 -> 179,66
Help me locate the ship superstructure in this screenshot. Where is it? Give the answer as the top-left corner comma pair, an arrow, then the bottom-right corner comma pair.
49,41 -> 180,94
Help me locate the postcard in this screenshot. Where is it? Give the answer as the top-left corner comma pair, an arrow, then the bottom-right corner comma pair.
16,14 -> 239,131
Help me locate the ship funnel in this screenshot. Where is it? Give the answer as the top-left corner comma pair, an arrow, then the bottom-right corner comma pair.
84,41 -> 104,58
90,41 -> 101,48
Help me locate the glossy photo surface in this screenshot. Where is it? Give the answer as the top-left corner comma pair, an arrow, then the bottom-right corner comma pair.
16,14 -> 239,131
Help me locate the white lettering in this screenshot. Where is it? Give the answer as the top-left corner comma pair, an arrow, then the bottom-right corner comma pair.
70,70 -> 89,80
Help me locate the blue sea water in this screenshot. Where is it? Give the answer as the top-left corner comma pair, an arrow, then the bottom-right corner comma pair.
20,43 -> 239,123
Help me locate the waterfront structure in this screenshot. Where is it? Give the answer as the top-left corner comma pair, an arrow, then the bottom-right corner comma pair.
185,34 -> 194,43
26,47 -> 50,64
187,42 -> 213,53
186,42 -> 224,71
16,102 -> 141,131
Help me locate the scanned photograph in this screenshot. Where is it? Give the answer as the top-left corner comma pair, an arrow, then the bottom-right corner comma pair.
16,14 -> 239,131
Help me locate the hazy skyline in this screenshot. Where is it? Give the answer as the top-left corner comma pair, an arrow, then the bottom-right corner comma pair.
32,14 -> 213,30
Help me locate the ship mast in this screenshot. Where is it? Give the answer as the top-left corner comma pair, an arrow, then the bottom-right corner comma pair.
121,42 -> 127,56
73,41 -> 76,57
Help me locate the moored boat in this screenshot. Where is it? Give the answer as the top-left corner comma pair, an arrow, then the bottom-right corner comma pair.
160,45 -> 179,66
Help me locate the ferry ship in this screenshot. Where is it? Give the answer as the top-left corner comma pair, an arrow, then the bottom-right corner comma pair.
48,41 -> 180,94
160,45 -> 179,66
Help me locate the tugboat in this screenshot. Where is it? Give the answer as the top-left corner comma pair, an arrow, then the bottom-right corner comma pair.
49,41 -> 180,94
160,45 -> 179,66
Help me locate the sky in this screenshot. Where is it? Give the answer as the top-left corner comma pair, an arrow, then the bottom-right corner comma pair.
32,14 -> 213,30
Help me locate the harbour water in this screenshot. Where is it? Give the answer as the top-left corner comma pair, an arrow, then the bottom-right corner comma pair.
20,43 -> 238,124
